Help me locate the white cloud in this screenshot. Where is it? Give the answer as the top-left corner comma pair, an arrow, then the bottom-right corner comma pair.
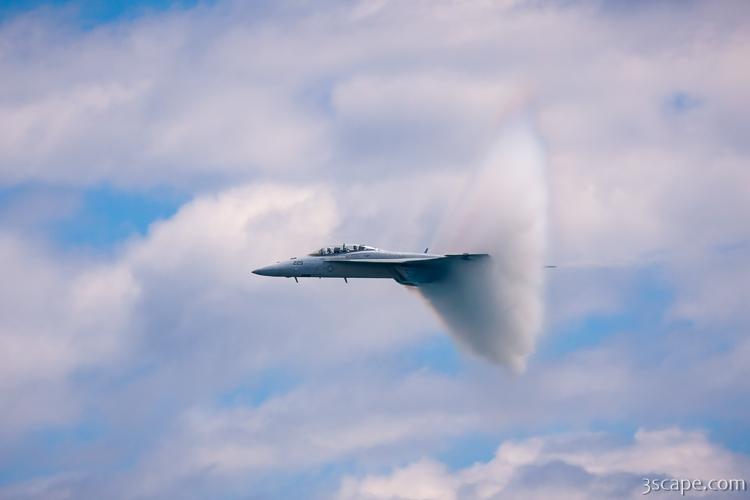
337,428 -> 750,500
95,325 -> 750,497
0,179 -> 444,438
108,369 -> 487,498
0,0 -> 749,498
1,0 -> 747,268
0,235 -> 138,435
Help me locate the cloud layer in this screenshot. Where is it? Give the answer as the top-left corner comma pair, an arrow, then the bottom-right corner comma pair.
0,0 -> 748,498
338,428 -> 750,500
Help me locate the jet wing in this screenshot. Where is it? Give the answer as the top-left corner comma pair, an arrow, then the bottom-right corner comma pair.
327,254 -> 490,286
323,257 -> 442,264
322,254 -> 488,265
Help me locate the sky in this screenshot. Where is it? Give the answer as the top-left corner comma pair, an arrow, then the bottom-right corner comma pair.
0,0 -> 749,498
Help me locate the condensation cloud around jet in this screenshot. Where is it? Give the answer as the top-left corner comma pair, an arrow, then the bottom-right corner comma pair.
421,116 -> 548,372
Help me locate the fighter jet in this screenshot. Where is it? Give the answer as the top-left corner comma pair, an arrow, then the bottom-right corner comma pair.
252,243 -> 488,286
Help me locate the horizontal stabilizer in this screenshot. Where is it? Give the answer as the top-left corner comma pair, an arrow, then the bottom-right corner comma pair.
444,253 -> 490,260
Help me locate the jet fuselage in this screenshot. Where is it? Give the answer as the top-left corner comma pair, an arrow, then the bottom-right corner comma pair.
252,244 -> 488,286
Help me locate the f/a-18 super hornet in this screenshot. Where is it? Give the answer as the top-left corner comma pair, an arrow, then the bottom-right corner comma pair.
252,244 -> 488,287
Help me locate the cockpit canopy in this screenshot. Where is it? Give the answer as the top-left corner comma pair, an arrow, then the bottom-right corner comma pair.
310,244 -> 376,256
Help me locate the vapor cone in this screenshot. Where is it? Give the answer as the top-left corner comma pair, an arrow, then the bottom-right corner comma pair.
421,117 -> 548,371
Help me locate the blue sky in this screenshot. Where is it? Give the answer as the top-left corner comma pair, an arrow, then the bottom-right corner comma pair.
0,1 -> 749,499
0,0 -> 203,25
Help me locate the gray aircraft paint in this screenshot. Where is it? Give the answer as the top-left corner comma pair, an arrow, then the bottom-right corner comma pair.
252,244 -> 487,287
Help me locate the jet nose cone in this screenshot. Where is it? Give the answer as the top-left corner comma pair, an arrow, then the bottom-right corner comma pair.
252,264 -> 284,277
